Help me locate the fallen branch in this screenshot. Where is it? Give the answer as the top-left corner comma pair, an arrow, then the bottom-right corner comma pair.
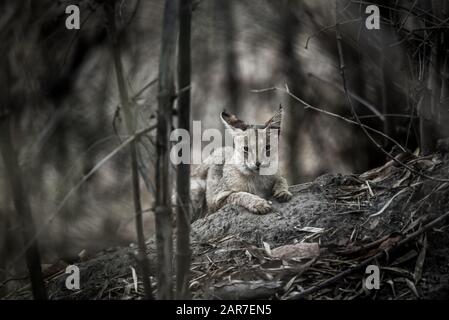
210,280 -> 283,300
289,210 -> 449,299
368,185 -> 418,219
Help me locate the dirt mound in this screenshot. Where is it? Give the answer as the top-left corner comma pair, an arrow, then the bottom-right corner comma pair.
5,153 -> 449,300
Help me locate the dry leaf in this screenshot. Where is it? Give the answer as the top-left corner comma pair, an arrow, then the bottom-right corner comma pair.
298,227 -> 324,233
414,234 -> 427,283
130,267 -> 138,293
263,241 -> 272,256
271,243 -> 320,261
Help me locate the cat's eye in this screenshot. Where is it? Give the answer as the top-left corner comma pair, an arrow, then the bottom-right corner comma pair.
243,146 -> 249,153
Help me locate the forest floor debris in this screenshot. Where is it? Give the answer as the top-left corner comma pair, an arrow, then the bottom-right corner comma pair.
4,152 -> 449,300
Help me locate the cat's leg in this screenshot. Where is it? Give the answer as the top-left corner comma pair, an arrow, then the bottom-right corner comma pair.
228,191 -> 272,214
272,175 -> 292,202
215,191 -> 272,214
205,164 -> 272,214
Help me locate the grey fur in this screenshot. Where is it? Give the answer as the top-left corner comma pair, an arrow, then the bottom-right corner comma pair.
191,109 -> 292,218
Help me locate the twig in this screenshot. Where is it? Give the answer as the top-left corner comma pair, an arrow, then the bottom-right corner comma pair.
334,22 -> 449,183
289,210 -> 449,299
368,185 -> 418,219
107,0 -> 153,300
251,87 -> 406,153
306,72 -> 384,120
133,78 -> 159,101
0,116 -> 47,300
304,18 -> 361,49
0,275 -> 28,290
7,124 -> 157,287
112,77 -> 158,137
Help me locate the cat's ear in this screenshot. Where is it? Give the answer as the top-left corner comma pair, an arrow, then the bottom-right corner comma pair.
220,111 -> 248,133
264,104 -> 283,132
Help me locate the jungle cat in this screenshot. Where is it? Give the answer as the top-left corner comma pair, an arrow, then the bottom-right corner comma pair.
191,107 -> 292,218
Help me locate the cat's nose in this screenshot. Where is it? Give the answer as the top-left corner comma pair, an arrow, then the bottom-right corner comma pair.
255,161 -> 261,168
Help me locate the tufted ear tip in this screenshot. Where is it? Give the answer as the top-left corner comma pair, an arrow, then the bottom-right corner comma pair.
265,105 -> 283,131
220,111 -> 248,131
220,110 -> 229,119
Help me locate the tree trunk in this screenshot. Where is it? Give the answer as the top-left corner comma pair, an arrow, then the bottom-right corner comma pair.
175,0 -> 192,300
0,2 -> 47,299
156,0 -> 179,300
106,0 -> 154,300
219,0 -> 240,114
420,0 -> 447,154
281,0 -> 304,183
0,115 -> 47,300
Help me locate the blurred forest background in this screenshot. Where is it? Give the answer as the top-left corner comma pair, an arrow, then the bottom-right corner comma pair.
1,0 -> 448,298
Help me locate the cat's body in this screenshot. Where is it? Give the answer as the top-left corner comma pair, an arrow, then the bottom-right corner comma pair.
190,108 -> 292,219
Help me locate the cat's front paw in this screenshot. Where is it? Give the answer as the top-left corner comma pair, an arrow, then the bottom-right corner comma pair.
274,189 -> 292,202
249,198 -> 272,215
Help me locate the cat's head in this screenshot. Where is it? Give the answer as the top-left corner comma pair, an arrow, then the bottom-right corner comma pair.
220,106 -> 282,176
